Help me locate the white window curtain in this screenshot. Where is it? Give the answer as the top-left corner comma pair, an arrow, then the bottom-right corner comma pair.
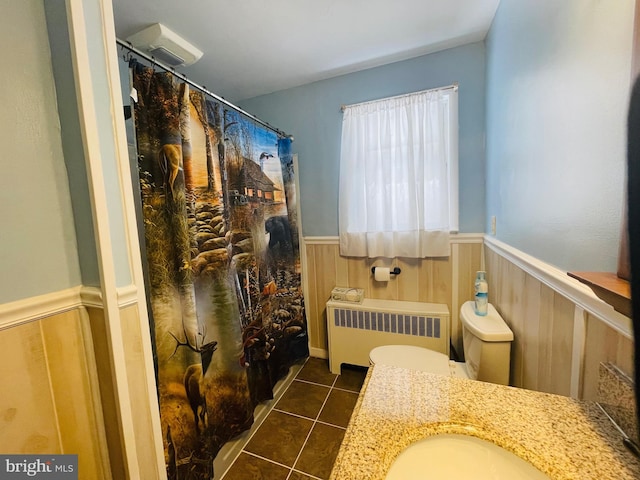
339,86 -> 458,258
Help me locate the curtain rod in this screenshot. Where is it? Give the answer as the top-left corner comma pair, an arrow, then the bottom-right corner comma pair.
116,39 -> 292,140
340,83 -> 458,112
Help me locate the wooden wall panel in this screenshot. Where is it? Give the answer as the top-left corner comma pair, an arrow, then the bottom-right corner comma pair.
549,293 -> 575,396
0,321 -> 60,454
304,239 -> 482,359
40,308 -> 110,478
451,243 -> 482,356
120,304 -> 158,477
505,262 -> 527,388
397,257 -> 421,301
487,246 -> 576,396
485,243 -> 633,400
314,244 -> 339,351
521,275 -> 542,391
456,243 -> 482,305
430,257 -> 453,306
305,238 -> 633,401
304,243 -> 321,351
347,256 -> 373,296
0,308 -> 110,478
536,283 -> 556,394
87,306 -> 127,480
335,249 -> 350,288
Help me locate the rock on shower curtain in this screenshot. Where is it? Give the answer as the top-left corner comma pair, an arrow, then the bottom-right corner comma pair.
129,61 -> 308,479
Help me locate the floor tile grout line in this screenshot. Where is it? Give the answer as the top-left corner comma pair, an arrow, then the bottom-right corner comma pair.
231,362 -> 365,479
285,368 -> 342,479
314,418 -> 348,430
251,358 -> 314,480
289,468 -> 324,480
238,381 -> 331,477
271,407 -> 319,424
219,364 -> 306,479
271,388 -> 360,425
271,407 -> 349,430
330,371 -> 340,389
293,374 -> 366,393
293,377 -> 337,388
220,395 -> 282,470
285,423 -> 318,476
238,374 -> 342,478
288,386 -> 332,476
220,359 -> 312,480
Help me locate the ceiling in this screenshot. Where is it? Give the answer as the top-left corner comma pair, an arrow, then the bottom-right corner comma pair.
111,0 -> 500,102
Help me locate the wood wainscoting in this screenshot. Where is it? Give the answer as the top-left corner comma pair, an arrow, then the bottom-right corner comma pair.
0,298 -> 111,478
484,236 -> 634,400
302,235 -> 484,358
0,285 -> 163,479
303,235 -> 635,402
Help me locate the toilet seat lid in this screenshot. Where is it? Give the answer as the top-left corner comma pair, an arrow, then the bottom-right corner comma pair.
369,345 -> 451,376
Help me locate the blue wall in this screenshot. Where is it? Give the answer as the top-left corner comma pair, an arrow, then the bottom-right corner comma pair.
0,1 -> 82,303
46,0 -> 133,289
485,0 -> 634,272
45,0 -> 100,288
240,42 -> 486,237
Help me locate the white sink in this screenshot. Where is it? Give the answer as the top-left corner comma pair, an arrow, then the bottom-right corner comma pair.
385,434 -> 551,480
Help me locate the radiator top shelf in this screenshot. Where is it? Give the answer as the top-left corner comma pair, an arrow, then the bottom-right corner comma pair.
326,298 -> 450,316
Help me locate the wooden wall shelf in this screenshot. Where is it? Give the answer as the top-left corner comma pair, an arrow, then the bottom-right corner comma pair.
567,271 -> 631,318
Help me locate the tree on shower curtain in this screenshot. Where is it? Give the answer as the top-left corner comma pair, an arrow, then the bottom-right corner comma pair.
130,60 -> 309,479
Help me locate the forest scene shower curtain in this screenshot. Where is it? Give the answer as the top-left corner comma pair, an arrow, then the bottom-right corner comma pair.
129,60 -> 308,479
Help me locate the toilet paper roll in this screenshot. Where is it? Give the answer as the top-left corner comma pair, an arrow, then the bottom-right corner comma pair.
374,267 -> 391,282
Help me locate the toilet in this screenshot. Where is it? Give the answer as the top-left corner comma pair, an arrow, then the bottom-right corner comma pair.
369,301 -> 514,385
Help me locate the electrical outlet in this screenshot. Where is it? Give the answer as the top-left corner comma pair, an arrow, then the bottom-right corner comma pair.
491,216 -> 496,235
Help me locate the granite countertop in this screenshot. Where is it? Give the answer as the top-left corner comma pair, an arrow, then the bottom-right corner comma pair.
330,364 -> 640,480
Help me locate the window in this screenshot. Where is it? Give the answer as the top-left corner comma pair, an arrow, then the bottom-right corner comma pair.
338,86 -> 458,258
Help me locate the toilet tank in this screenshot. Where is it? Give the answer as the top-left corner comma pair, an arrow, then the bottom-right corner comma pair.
460,301 -> 513,385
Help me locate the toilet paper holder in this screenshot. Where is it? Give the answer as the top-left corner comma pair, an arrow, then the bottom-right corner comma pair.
371,266 -> 402,276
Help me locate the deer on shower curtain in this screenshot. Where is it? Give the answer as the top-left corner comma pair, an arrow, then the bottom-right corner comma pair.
129,60 -> 308,479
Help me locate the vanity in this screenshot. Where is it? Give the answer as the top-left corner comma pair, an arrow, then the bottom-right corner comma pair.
329,364 -> 640,479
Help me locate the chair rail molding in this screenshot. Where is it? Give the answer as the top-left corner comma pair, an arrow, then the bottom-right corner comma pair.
0,284 -> 142,332
484,235 -> 633,339
0,287 -> 85,331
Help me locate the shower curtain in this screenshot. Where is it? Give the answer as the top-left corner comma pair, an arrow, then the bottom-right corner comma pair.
129,60 -> 308,479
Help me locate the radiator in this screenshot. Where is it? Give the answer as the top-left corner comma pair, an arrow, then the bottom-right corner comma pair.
326,298 -> 450,374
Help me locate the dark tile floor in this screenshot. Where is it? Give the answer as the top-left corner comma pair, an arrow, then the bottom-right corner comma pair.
221,358 -> 368,480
